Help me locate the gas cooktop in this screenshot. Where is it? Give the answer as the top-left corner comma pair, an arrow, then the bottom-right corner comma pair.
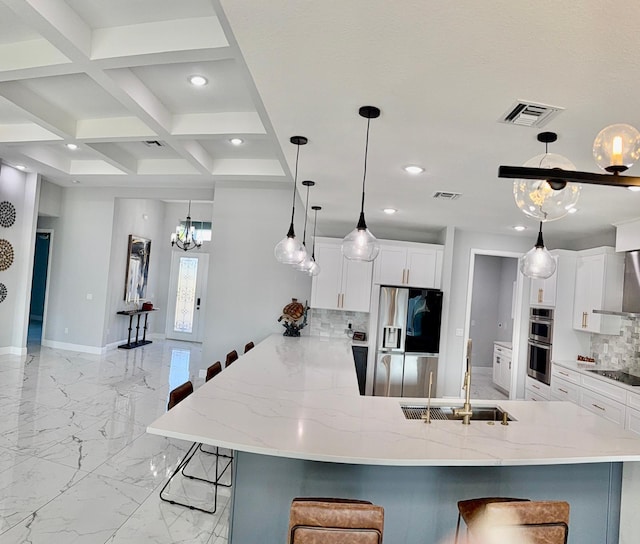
586,369 -> 640,386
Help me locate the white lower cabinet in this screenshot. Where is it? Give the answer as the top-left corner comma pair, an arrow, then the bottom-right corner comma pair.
492,343 -> 511,393
525,375 -> 550,400
580,389 -> 625,427
551,363 -> 639,432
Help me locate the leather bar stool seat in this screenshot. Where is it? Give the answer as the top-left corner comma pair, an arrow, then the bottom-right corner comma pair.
206,362 -> 222,382
225,350 -> 238,367
288,497 -> 384,544
244,341 -> 255,353
456,497 -> 569,544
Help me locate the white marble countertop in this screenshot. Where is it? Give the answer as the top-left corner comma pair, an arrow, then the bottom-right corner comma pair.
494,340 -> 512,349
147,335 -> 640,466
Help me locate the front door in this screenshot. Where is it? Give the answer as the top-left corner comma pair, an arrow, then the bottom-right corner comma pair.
166,252 -> 209,342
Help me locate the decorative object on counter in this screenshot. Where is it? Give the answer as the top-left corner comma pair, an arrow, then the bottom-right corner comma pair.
293,180 -> 315,272
342,106 -> 381,262
275,136 -> 308,265
0,282 -> 6,303
141,301 -> 154,311
307,206 -> 321,276
520,222 -> 556,279
278,298 -> 309,337
0,201 -> 16,228
500,124 -> 640,210
0,238 -> 14,271
124,234 -> 151,302
577,355 -> 596,363
170,200 -> 202,252
512,132 -> 580,222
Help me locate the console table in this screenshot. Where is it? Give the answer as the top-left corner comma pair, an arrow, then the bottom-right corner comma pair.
116,308 -> 156,349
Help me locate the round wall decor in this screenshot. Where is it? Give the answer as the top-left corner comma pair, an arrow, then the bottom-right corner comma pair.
0,239 -> 14,271
0,283 -> 6,303
0,201 -> 16,228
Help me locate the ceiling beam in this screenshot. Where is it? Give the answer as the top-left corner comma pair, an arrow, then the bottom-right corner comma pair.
85,142 -> 137,174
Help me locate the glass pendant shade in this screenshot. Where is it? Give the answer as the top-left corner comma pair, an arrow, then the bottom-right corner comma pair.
307,259 -> 320,276
274,229 -> 306,264
593,123 -> 640,172
520,223 -> 556,279
342,216 -> 380,261
293,249 -> 313,271
513,152 -> 580,222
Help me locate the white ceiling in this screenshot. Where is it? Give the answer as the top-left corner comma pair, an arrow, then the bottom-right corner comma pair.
2,0 -> 640,246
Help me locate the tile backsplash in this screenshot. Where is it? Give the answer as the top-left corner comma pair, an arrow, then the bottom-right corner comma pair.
309,308 -> 370,339
591,318 -> 640,371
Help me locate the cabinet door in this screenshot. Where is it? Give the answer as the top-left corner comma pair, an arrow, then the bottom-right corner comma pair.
501,353 -> 512,393
530,259 -> 557,307
341,258 -> 373,312
405,248 -> 438,288
573,255 -> 605,332
310,243 -> 343,310
492,349 -> 502,387
376,246 -> 407,285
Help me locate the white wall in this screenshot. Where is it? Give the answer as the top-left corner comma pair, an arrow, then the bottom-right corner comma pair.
469,255 -> 502,367
39,180 -> 62,217
0,166 -> 39,354
441,229 -> 532,397
202,184 -> 312,365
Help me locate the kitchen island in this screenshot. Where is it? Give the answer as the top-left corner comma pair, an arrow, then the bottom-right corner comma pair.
148,335 -> 640,543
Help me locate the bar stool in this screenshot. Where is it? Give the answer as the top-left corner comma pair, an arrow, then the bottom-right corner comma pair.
288,497 -> 384,543
455,498 -> 569,544
244,341 -> 255,353
159,380 -> 230,514
205,362 -> 222,382
225,349 -> 238,367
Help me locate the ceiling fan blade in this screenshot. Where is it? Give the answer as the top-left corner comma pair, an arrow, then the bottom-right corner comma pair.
498,165 -> 640,188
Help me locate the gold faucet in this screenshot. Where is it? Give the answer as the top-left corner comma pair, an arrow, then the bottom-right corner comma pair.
454,339 -> 473,425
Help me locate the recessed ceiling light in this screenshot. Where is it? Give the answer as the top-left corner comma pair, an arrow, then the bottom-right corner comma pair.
628,186 -> 640,192
403,165 -> 424,175
383,208 -> 397,215
66,143 -> 78,150
188,75 -> 208,87
568,207 -> 578,214
15,165 -> 26,170
230,138 -> 244,146
513,225 -> 526,231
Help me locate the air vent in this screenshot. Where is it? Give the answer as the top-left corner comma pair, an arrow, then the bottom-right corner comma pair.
499,101 -> 564,128
143,140 -> 164,147
432,191 -> 461,201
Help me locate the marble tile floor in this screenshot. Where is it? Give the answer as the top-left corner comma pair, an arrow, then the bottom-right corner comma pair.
0,340 -> 231,544
470,366 -> 509,401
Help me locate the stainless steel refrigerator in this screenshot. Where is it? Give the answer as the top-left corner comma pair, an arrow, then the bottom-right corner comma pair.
373,286 -> 443,397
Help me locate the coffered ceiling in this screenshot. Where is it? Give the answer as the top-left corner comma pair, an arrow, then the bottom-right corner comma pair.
2,0 -> 640,247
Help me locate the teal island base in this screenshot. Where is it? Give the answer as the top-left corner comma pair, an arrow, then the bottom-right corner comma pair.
228,452 -> 621,544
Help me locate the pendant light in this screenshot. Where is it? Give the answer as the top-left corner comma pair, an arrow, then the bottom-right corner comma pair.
342,106 -> 381,261
520,221 -> 556,279
307,205 -> 322,276
275,136 -> 308,264
294,180 -> 315,271
512,132 -> 580,222
170,200 -> 203,251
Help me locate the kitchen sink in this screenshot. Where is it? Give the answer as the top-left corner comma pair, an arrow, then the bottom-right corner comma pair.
401,405 -> 515,422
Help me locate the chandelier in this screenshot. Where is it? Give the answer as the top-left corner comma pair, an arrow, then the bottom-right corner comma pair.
170,200 -> 202,252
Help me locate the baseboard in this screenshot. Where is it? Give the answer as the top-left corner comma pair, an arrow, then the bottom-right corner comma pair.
41,339 -> 106,355
0,346 -> 27,356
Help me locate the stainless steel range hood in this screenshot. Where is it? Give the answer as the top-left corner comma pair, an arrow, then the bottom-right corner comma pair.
594,251 -> 640,318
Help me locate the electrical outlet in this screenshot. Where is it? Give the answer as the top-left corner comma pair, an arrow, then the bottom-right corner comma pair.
198,369 -> 206,378
64,327 -> 69,334
603,344 -> 608,354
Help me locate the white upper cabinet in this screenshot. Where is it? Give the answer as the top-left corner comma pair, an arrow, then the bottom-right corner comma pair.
572,247 -> 624,334
311,238 -> 373,312
529,256 -> 558,307
374,242 -> 444,288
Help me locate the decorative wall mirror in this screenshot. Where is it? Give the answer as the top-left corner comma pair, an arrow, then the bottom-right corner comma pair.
124,234 -> 151,302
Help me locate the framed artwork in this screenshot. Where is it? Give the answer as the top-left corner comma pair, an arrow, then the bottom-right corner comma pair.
124,235 -> 151,302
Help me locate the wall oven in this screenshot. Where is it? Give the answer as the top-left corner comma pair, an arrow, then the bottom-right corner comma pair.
527,308 -> 553,385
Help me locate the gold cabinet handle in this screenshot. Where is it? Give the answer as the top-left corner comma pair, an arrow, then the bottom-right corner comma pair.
509,361 -> 511,370
592,403 -> 606,412
406,268 -> 410,284
340,293 -> 344,308
538,288 -> 543,303
559,371 -> 569,377
337,293 -> 341,308
402,269 -> 406,284
559,388 -> 568,394
531,383 -> 540,390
